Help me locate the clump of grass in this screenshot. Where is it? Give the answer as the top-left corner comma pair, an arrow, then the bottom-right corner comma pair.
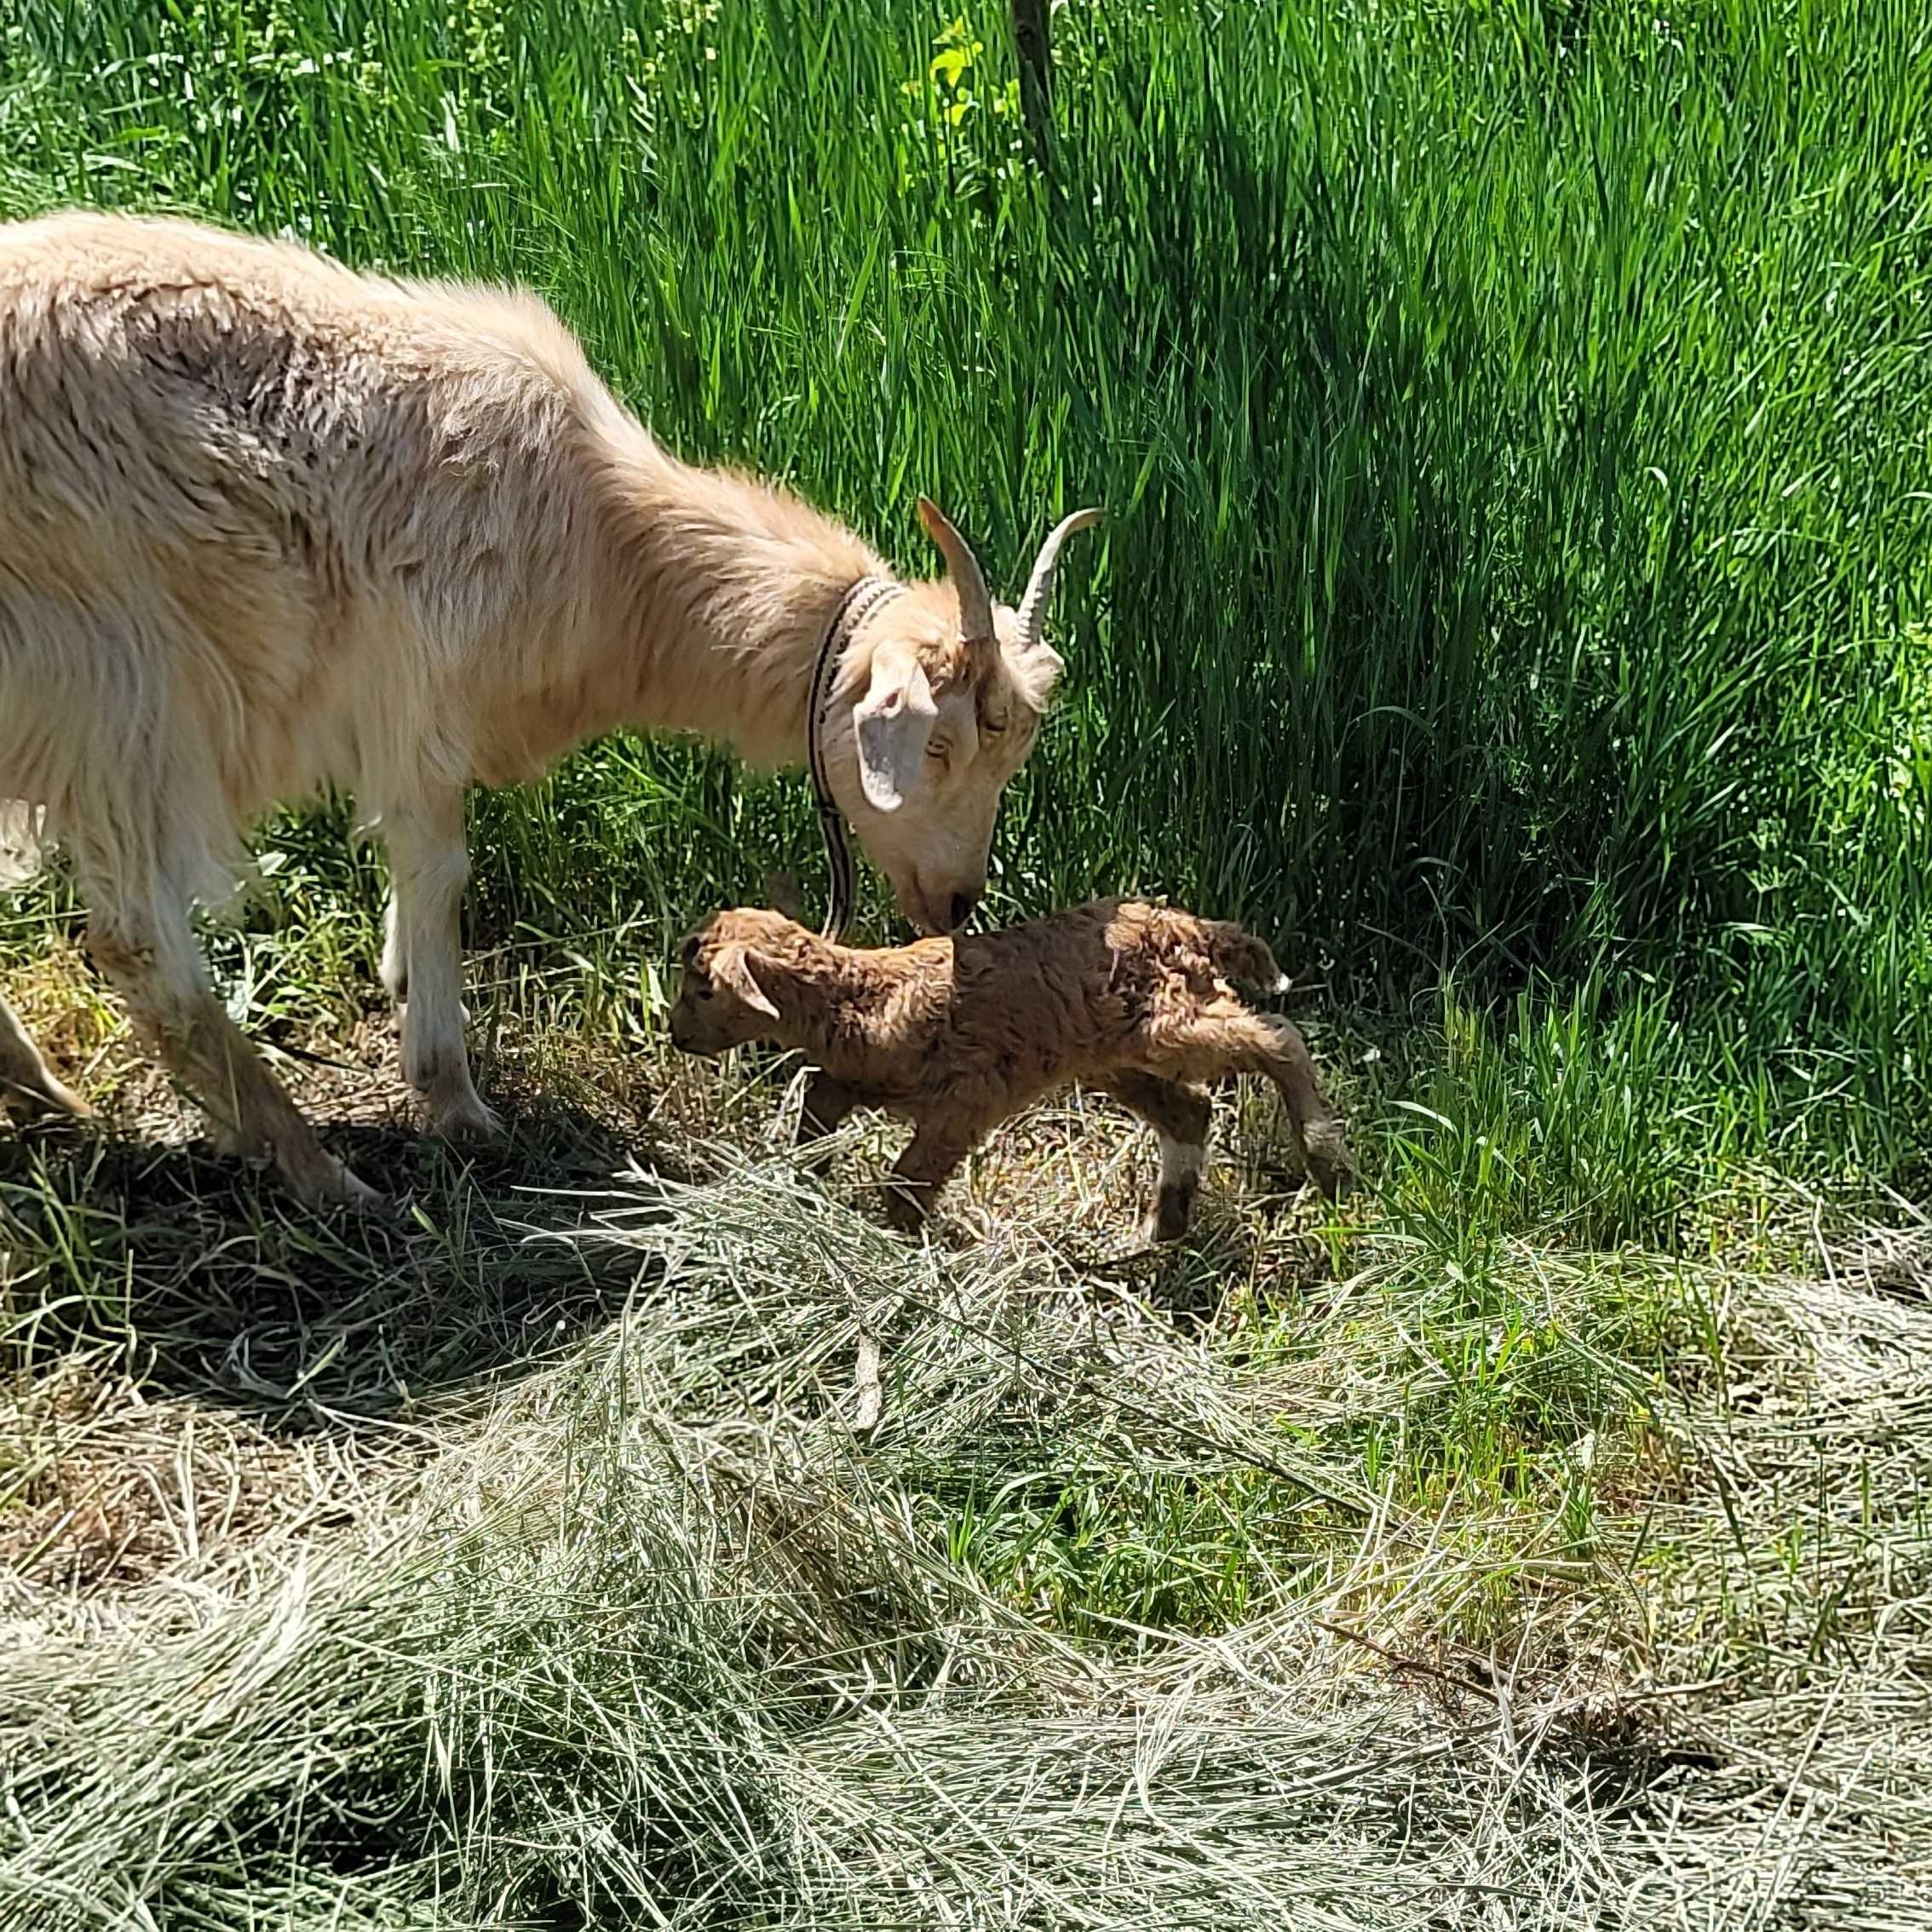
4,1142 -> 1929,1929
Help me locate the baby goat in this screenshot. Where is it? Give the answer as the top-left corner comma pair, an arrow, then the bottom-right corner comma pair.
667,900 -> 1350,1239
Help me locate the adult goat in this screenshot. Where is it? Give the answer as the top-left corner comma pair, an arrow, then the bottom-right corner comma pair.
0,211 -> 1099,1204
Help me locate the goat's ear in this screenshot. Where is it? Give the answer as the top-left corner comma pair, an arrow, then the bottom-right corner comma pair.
852,646 -> 938,813
712,943 -> 780,1021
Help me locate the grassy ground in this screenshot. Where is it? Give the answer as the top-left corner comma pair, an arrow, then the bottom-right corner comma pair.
4,0 -> 1932,1925
5,902 -> 1929,1926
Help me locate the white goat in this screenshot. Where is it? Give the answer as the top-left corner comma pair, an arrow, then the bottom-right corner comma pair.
0,210 -> 1098,1205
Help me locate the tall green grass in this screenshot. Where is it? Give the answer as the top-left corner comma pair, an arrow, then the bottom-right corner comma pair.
3,0 -> 1929,1185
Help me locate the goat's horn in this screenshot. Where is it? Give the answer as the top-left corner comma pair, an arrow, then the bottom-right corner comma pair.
917,496 -> 995,643
1016,508 -> 1103,652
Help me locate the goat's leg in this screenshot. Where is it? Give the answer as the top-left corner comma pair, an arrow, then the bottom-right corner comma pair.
1160,1014 -> 1350,1199
796,1072 -> 858,1156
1102,1071 -> 1212,1242
382,793 -> 501,1141
0,989 -> 92,1120
85,897 -> 378,1207
882,1123 -> 974,1234
379,889 -> 408,1005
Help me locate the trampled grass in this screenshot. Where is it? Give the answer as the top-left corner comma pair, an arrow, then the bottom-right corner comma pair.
5,1053 -> 1930,1926
3,1 -> 1932,1925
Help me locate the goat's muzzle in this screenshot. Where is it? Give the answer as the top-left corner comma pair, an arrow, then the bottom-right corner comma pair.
667,1008 -> 716,1058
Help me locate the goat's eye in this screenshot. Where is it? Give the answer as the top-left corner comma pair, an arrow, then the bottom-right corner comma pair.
982,714 -> 1009,738
925,739 -> 947,762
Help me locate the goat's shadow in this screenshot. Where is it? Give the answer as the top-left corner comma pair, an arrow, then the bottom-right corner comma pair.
1057,1173 -> 1341,1335
0,1087 -> 684,1426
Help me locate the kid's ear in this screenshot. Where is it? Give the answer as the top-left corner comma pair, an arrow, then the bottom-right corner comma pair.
712,943 -> 779,1021
764,870 -> 803,922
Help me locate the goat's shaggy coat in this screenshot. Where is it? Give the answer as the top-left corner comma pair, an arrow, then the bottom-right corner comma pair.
667,900 -> 1350,1238
0,211 -> 1095,1201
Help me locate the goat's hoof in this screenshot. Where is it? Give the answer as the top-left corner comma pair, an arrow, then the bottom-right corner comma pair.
429,1095 -> 505,1143
340,1170 -> 388,1213
295,1158 -> 387,1213
1302,1131 -> 1354,1203
1143,1179 -> 1199,1245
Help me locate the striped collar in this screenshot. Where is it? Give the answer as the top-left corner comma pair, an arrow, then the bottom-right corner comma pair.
806,575 -> 905,940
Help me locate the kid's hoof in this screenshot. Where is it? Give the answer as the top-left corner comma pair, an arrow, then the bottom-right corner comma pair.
1143,1175 -> 1199,1245
880,1187 -> 928,1237
1302,1127 -> 1354,1202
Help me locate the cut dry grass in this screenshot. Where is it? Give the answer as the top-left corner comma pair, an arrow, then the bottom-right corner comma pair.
3,963 -> 1929,1929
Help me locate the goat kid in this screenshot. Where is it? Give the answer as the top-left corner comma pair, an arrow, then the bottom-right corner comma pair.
667,901 -> 1351,1239
0,210 -> 1100,1204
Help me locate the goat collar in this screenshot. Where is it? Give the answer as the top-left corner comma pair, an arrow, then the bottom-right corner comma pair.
808,575 -> 905,940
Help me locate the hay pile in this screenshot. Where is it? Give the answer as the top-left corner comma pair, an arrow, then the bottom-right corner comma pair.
5,1147 -> 1927,1929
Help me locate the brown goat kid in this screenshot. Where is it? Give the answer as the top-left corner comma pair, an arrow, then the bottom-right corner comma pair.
667,900 -> 1350,1239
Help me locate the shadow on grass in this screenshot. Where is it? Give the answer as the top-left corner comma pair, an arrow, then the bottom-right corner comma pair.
0,1087 -> 688,1425
1025,1180 -> 1341,1337
2,1045 -> 1353,1432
